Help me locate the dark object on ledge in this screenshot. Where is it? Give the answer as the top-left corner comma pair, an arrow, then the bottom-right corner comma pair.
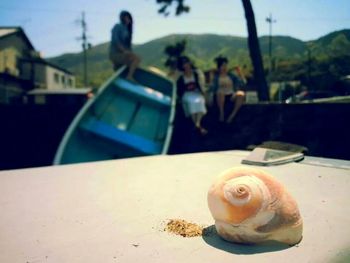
247,141 -> 308,153
242,147 -> 304,166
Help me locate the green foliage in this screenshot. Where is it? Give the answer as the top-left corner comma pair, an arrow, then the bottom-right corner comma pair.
156,0 -> 190,16
271,30 -> 350,90
164,39 -> 186,69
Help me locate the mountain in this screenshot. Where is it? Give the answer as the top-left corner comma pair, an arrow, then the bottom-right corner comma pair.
312,29 -> 350,47
48,30 -> 350,87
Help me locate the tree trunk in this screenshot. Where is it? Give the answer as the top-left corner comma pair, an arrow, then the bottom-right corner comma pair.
241,0 -> 269,101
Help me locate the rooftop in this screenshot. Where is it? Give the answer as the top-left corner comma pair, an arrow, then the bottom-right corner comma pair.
0,28 -> 18,38
0,26 -> 35,50
21,57 -> 74,75
27,88 -> 92,95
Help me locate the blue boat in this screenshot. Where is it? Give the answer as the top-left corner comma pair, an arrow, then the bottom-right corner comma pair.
53,66 -> 176,165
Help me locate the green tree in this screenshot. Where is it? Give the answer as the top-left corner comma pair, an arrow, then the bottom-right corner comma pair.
164,39 -> 187,70
329,34 -> 350,57
156,0 -> 269,101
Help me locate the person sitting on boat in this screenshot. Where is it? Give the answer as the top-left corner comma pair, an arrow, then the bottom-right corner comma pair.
176,56 -> 208,135
109,10 -> 141,81
211,56 -> 245,123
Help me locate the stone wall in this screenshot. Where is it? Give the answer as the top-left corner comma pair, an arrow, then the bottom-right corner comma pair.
0,105 -> 81,170
169,102 -> 350,161
0,102 -> 349,170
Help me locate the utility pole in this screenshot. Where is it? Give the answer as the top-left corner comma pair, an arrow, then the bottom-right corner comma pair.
265,13 -> 276,74
307,46 -> 312,85
77,12 -> 90,87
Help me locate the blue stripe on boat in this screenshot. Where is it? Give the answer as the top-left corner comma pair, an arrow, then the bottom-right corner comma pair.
114,78 -> 171,107
80,117 -> 162,155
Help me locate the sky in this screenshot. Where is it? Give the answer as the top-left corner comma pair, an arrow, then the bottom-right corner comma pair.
0,0 -> 349,58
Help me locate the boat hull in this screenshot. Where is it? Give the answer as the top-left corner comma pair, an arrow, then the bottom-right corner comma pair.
53,66 -> 176,165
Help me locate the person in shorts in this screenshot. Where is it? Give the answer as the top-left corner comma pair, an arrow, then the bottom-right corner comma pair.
109,10 -> 141,81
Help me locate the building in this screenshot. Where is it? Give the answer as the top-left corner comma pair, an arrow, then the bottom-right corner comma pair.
20,58 -> 76,90
0,27 -> 75,104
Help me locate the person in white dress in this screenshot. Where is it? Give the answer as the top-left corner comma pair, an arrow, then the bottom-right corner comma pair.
176,56 -> 208,135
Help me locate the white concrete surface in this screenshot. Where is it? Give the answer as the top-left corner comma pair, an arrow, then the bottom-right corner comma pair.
0,151 -> 349,262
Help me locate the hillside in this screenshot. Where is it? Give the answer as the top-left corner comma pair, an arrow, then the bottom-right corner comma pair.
48,30 -> 350,87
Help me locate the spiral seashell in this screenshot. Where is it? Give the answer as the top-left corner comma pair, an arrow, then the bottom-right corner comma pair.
207,166 -> 303,245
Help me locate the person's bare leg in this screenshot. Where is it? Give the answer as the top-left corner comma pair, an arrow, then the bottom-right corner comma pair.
190,114 -> 197,128
194,113 -> 207,135
126,54 -> 141,81
216,93 -> 226,122
226,91 -> 245,123
194,113 -> 201,128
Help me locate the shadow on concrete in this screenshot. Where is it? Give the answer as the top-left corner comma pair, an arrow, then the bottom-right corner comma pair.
202,225 -> 292,255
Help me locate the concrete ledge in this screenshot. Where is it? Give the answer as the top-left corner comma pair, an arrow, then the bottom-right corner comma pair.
0,151 -> 349,262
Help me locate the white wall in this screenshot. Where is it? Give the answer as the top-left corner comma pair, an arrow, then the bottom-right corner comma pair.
45,66 -> 75,89
21,62 -> 75,89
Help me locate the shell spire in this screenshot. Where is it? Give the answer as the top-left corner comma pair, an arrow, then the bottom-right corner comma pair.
207,166 -> 303,245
